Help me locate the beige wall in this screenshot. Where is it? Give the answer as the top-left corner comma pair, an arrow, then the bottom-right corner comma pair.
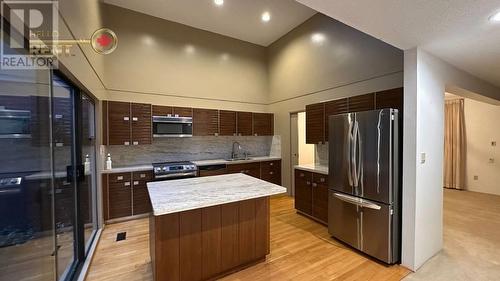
297,112 -> 314,165
102,4 -> 269,111
460,98 -> 500,195
267,14 -> 404,190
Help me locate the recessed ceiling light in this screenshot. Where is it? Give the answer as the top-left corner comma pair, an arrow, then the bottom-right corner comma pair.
489,11 -> 500,22
261,11 -> 271,22
311,33 -> 326,44
214,0 -> 224,6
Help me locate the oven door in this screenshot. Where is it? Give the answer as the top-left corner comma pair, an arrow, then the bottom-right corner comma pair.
0,109 -> 31,139
153,116 -> 192,137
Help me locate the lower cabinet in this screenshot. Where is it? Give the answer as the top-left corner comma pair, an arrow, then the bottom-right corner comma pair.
260,160 -> 281,185
294,169 -> 328,225
227,162 -> 261,178
203,160 -> 282,185
103,170 -> 153,221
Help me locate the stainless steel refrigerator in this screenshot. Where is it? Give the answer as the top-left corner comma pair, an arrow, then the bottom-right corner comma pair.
328,108 -> 400,264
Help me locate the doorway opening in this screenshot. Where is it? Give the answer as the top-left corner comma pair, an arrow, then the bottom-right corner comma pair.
290,111 -> 314,196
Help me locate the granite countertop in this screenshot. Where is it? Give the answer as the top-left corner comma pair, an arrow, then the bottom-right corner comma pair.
101,156 -> 281,174
294,163 -> 328,175
147,173 -> 287,216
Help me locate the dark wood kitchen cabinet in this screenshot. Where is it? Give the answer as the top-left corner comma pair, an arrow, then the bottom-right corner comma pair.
173,106 -> 193,117
152,105 -> 173,116
348,93 -> 375,112
193,108 -> 219,136
227,162 -> 261,178
236,111 -> 253,136
305,103 -> 325,144
294,169 -> 328,225
103,170 -> 153,222
375,87 -> 404,111
103,101 -> 152,145
252,113 -> 274,136
324,98 -> 348,142
219,110 -> 237,136
131,103 -> 152,145
260,160 -> 281,185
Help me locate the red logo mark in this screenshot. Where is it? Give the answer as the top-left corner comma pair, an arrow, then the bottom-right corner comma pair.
96,34 -> 112,47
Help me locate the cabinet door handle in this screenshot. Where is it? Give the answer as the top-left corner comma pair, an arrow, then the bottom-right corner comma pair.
306,181 -> 311,186
214,133 -> 219,136
124,116 -> 130,121
117,176 -> 123,181
270,163 -> 274,166
312,183 -> 317,187
320,177 -> 325,183
133,181 -> 139,185
124,141 -> 130,146
133,141 -> 139,145
140,173 -> 146,178
269,171 -> 274,175
233,133 -> 237,136
300,173 -> 304,178
124,182 -> 131,187
132,117 -> 138,121
254,134 -> 258,136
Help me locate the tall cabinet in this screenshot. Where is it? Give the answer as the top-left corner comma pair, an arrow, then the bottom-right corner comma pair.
103,101 -> 152,145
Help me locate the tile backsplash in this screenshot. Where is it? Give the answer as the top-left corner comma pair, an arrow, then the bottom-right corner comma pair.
105,135 -> 281,167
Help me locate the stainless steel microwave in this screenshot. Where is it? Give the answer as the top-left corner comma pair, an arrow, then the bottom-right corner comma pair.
0,107 -> 31,139
152,115 -> 193,137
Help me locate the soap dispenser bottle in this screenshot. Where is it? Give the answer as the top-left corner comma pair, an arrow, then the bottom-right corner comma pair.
106,153 -> 112,170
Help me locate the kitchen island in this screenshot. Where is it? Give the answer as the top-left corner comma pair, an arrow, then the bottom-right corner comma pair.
147,173 -> 286,281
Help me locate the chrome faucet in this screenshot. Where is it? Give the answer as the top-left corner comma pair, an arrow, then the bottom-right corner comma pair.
231,141 -> 241,159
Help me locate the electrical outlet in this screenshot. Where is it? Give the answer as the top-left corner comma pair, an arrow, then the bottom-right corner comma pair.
420,152 -> 426,164
474,175 -> 479,180
492,141 -> 497,147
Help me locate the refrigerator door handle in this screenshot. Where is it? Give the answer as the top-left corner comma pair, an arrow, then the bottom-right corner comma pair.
356,121 -> 362,187
332,192 -> 382,210
347,119 -> 354,187
352,121 -> 359,188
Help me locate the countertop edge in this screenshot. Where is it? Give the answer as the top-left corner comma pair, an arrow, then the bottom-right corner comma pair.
294,165 -> 329,175
152,189 -> 286,216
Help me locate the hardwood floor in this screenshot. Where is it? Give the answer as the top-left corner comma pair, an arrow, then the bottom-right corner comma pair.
86,195 -> 409,281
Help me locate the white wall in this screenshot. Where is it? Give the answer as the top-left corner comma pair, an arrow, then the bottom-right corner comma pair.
402,48 -> 500,271
461,98 -> 500,195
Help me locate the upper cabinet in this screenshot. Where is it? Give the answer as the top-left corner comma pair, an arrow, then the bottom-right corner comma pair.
236,111 -> 253,136
193,108 -> 219,136
219,110 -> 237,136
104,101 -> 275,144
305,103 -> 325,144
104,101 -> 152,145
305,88 -> 403,144
252,113 -> 274,136
131,103 -> 152,145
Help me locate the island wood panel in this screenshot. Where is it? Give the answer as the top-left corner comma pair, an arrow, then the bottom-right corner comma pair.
193,108 -> 219,136
255,197 -> 270,258
173,106 -> 193,117
202,206 -> 222,280
324,98 -> 349,142
252,113 -> 273,136
152,105 -> 173,116
238,199 -> 256,264
132,171 -> 153,215
220,203 -> 239,272
219,110 -> 237,136
236,111 -> 253,136
107,101 -> 131,145
131,103 -> 152,145
375,87 -> 403,111
150,198 -> 271,281
180,209 -> 202,281
151,213 -> 180,281
348,93 -> 375,112
305,103 -> 325,144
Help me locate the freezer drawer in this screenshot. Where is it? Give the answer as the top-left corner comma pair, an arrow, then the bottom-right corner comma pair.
328,191 -> 398,264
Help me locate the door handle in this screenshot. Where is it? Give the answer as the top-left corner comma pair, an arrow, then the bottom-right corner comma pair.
332,192 -> 381,210
347,119 -> 354,187
312,183 -> 317,187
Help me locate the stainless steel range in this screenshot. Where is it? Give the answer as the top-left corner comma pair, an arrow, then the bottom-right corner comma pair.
152,161 -> 198,181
